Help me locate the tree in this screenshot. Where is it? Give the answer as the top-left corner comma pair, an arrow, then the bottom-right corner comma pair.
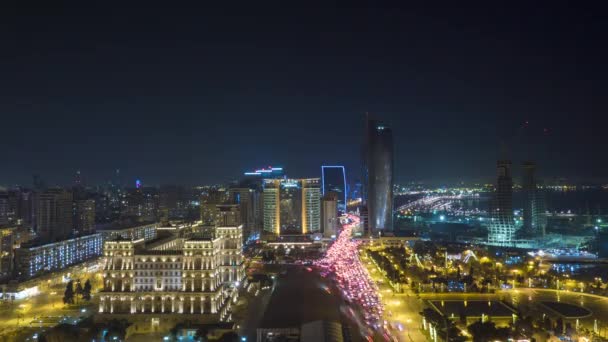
75,280 -> 84,304
194,327 -> 209,342
468,320 -> 508,342
82,280 -> 92,301
218,331 -> 240,342
63,281 -> 74,305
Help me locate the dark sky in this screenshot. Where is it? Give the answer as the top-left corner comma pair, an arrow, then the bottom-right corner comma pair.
1,3 -> 607,187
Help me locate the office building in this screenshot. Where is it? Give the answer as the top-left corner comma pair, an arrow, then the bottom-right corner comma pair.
74,199 -> 96,235
321,193 -> 339,238
488,160 -> 516,246
321,166 -> 347,212
36,188 -> 74,241
522,162 -> 547,238
363,117 -> 394,232
98,225 -> 244,325
263,178 -> 321,235
14,233 -> 102,280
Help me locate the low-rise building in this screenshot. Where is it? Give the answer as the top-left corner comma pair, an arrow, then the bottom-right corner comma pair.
97,221 -> 158,242
14,233 -> 103,279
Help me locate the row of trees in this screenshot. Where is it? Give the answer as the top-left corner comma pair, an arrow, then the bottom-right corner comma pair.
63,279 -> 92,305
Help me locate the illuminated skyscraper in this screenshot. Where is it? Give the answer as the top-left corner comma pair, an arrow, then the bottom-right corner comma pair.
321,166 -> 347,212
488,160 -> 516,246
522,161 -> 547,237
263,178 -> 321,235
363,117 -> 394,232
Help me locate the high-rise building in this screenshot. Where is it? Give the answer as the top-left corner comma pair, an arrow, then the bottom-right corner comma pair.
74,199 -> 96,235
228,187 -> 258,239
215,204 -> 241,227
522,162 -> 547,238
122,187 -> 159,222
200,189 -> 227,226
263,178 -> 321,235
488,160 -> 516,246
0,228 -> 14,278
36,188 -> 74,242
0,193 -> 8,226
321,193 -> 339,238
5,188 -> 35,228
321,166 -> 347,212
363,117 -> 394,232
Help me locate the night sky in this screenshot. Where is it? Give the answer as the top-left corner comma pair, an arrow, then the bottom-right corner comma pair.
1,3 -> 607,187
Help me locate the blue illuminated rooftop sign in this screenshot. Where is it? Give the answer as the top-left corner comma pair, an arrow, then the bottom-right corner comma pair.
243,166 -> 284,178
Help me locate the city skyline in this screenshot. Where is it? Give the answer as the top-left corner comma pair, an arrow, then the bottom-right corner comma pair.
2,4 -> 608,186
3,4 -> 608,342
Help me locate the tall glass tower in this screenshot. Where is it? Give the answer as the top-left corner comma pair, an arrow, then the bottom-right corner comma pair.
488,160 -> 516,246
363,118 -> 394,232
522,161 -> 547,238
321,166 -> 347,212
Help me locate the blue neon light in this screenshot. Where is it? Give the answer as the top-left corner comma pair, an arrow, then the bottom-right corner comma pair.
321,165 -> 347,210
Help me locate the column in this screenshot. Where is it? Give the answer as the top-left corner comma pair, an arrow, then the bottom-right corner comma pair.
200,297 -> 204,314
110,298 -> 114,313
152,299 -> 155,313
179,298 -> 184,313
190,297 -> 194,313
211,298 -> 216,314
171,297 -> 175,313
99,297 -> 104,313
161,297 -> 165,313
130,298 -> 135,313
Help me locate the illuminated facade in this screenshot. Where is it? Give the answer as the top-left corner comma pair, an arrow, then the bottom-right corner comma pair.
263,179 -> 321,235
14,233 -> 103,279
98,225 -> 244,322
488,160 -> 516,246
363,118 -> 394,232
321,166 -> 347,212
